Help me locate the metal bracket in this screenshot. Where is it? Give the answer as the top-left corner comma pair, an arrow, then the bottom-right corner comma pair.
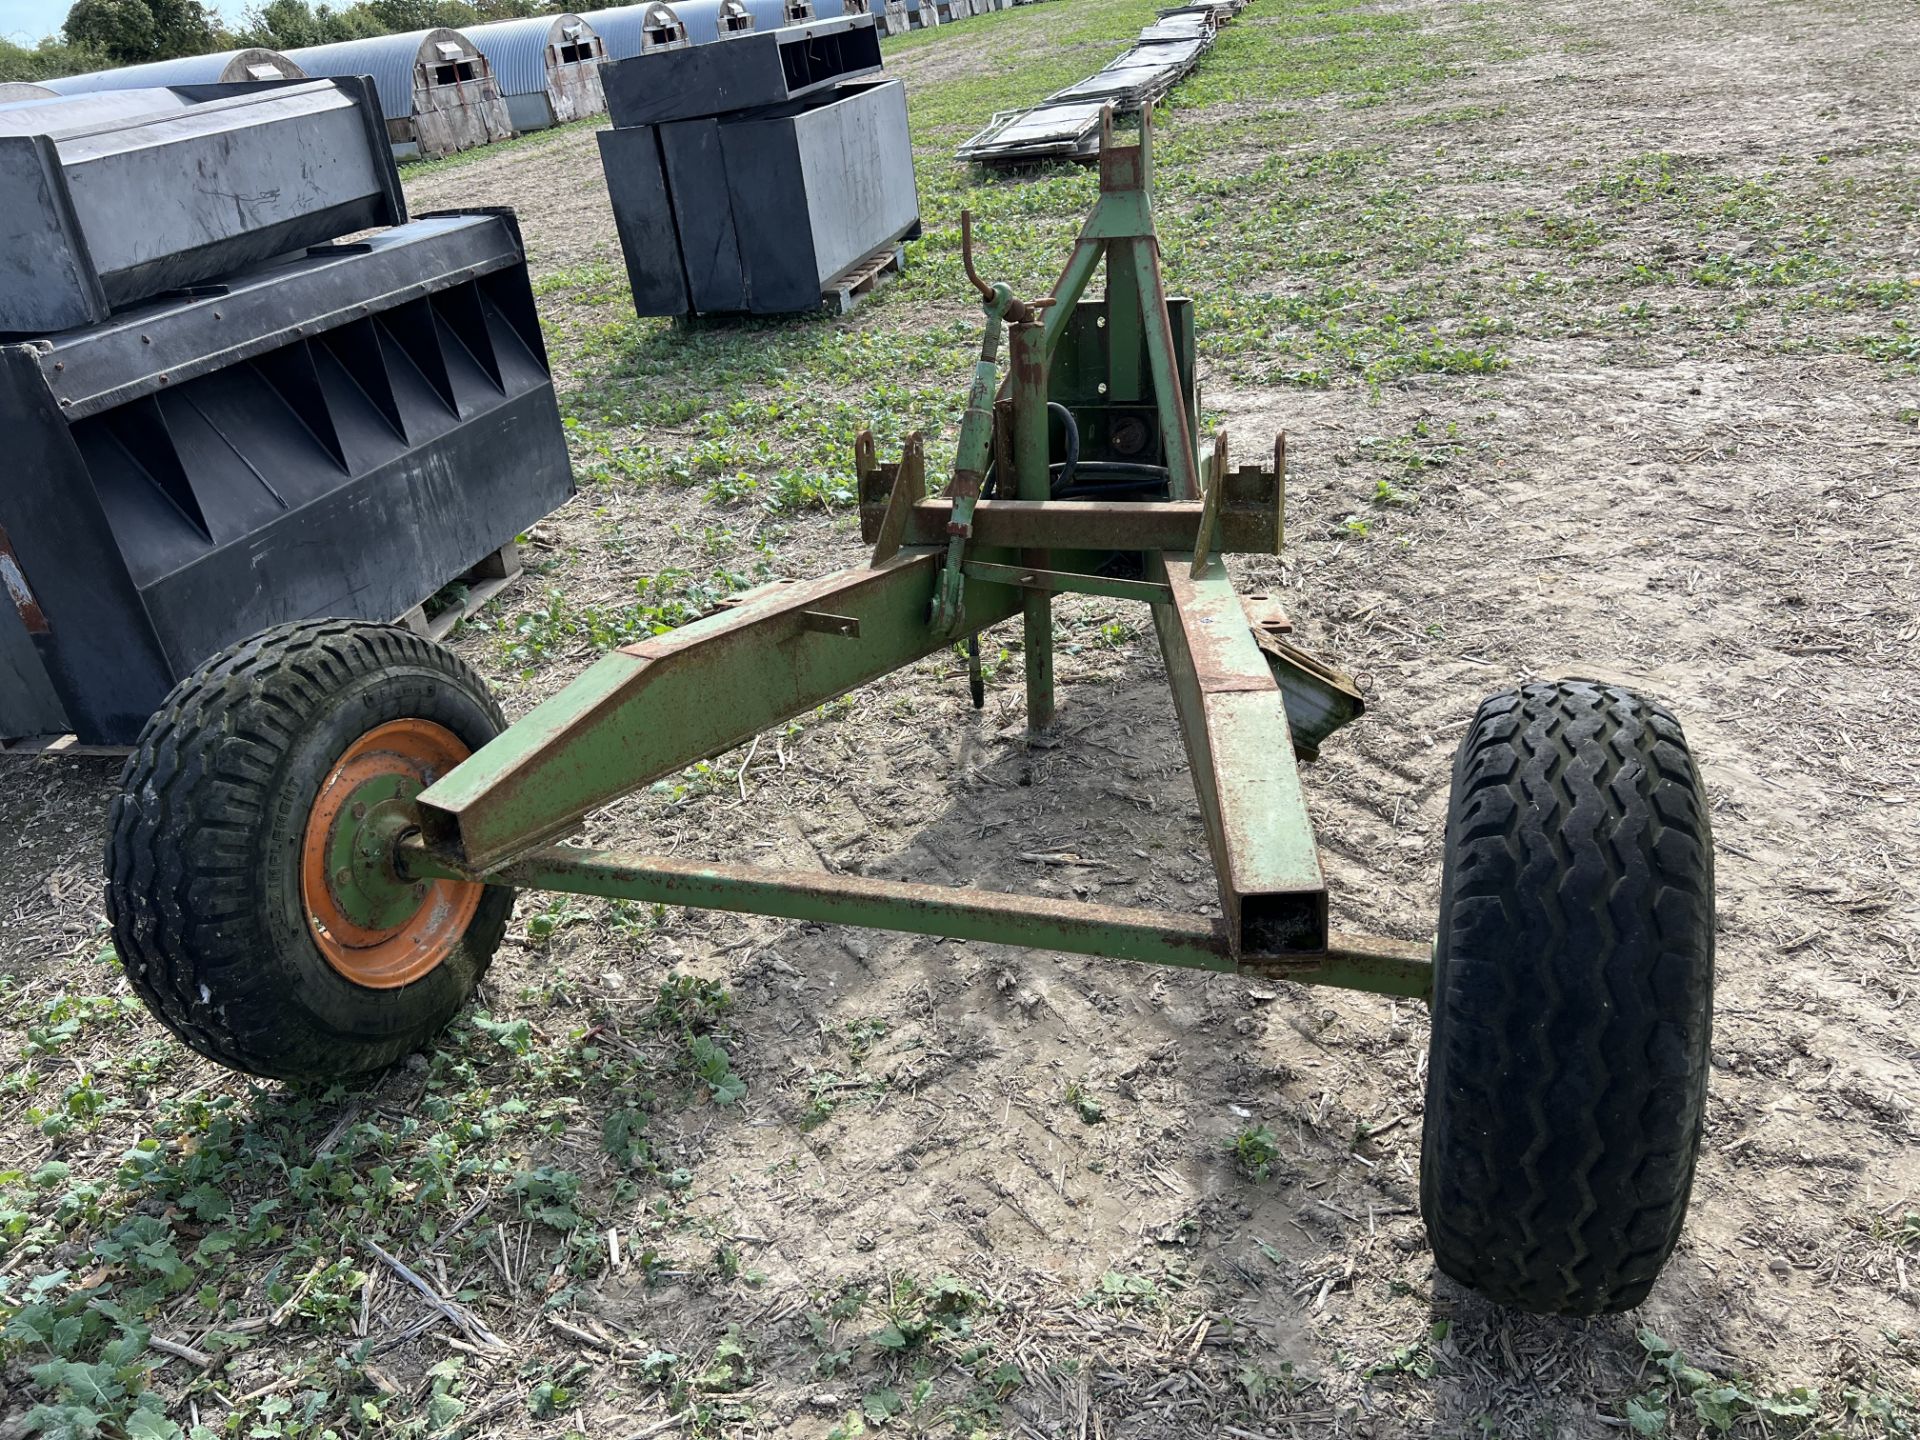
1190,429 -> 1228,578
862,429 -> 925,568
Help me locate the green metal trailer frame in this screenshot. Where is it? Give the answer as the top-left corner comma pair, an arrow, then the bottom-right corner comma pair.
392,108 -> 1430,1002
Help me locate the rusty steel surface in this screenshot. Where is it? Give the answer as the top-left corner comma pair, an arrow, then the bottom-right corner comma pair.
1190,429 -> 1229,576
1254,630 -> 1366,761
1249,932 -> 1432,998
863,431 -> 925,565
0,526 -> 48,636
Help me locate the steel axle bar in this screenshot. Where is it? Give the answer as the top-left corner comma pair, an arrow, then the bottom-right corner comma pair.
397,836 -> 1431,999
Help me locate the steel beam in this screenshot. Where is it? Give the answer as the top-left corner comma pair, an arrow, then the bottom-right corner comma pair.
1039,239 -> 1103,360
1153,551 -> 1327,955
960,560 -> 1169,605
1008,319 -> 1055,731
415,551 -> 1022,869
398,837 -> 1431,999
1129,235 -> 1201,503
879,498 -> 1280,554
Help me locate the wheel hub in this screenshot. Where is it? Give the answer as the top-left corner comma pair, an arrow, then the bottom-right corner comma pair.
300,720 -> 483,989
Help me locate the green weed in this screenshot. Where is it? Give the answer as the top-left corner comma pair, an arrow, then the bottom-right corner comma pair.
1627,1328 -> 1819,1435
1231,1124 -> 1282,1179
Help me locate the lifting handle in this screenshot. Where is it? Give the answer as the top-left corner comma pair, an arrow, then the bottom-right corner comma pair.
959,209 -> 995,305
959,210 -> 1052,327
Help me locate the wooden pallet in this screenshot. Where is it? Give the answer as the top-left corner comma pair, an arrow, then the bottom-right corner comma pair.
0,732 -> 129,759
397,541 -> 524,643
823,244 -> 906,316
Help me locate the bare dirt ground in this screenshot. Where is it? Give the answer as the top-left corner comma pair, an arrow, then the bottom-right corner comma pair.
3,0 -> 1917,1435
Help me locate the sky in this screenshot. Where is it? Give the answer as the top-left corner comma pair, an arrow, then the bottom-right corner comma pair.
0,0 -> 246,46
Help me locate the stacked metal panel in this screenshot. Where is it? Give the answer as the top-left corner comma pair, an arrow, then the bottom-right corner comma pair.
956,1 -> 1236,165
0,81 -> 403,333
597,14 -> 921,316
0,81 -> 574,744
955,102 -> 1105,163
1044,35 -> 1208,108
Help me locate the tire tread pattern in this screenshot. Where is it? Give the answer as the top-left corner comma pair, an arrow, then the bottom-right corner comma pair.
105,621 -> 511,1081
1420,680 -> 1714,1315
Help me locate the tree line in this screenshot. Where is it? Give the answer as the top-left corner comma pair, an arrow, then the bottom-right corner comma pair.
1,0 -> 564,82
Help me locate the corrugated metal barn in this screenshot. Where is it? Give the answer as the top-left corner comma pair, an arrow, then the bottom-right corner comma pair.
580,3 -> 700,59
864,0 -> 909,33
739,0 -> 817,26
462,12 -> 607,132
282,27 -> 513,159
39,47 -> 305,96
644,0 -> 760,44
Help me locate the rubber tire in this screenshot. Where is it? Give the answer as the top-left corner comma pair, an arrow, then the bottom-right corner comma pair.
1419,680 -> 1714,1316
105,620 -> 514,1082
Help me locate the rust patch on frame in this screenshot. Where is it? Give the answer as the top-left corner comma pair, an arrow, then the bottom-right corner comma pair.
0,526 -> 48,634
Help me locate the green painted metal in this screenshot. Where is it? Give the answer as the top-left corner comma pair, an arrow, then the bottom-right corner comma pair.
1106,239 -> 1143,405
1039,240 -> 1103,360
1008,319 -> 1055,731
398,837 -> 1432,1000
327,779 -> 427,931
932,285 -> 1016,635
1020,585 -> 1055,729
880,498 -> 1278,554
415,552 -> 1023,868
1081,191 -> 1156,241
1132,237 -> 1200,502
961,559 -> 1169,606
1151,551 -> 1327,955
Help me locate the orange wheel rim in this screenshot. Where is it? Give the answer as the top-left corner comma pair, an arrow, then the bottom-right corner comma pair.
300,719 -> 482,989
